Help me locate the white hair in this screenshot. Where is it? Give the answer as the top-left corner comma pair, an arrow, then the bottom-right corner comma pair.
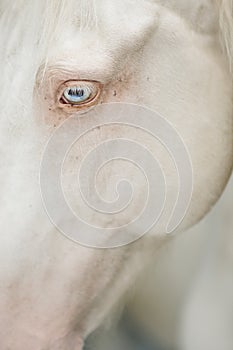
0,0 -> 98,54
217,0 -> 233,74
0,0 -> 98,123
0,0 -> 232,122
1,0 -> 232,68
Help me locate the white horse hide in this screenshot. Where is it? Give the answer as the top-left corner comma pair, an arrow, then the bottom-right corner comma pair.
0,0 -> 232,349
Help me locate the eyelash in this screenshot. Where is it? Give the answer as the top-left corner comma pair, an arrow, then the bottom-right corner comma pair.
57,80 -> 102,109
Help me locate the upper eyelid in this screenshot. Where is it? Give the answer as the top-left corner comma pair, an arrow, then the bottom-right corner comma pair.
35,62 -> 104,111
61,83 -> 97,104
56,80 -> 103,110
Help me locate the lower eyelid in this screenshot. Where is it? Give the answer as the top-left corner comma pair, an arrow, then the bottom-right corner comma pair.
34,65 -> 105,125
56,80 -> 103,110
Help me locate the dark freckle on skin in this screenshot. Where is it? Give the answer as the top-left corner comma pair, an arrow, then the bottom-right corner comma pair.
54,124 -> 57,127
113,90 -> 117,96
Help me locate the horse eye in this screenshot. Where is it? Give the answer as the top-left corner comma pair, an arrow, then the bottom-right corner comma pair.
59,81 -> 101,107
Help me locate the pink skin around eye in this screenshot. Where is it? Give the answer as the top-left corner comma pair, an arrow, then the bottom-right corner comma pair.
34,65 -> 104,126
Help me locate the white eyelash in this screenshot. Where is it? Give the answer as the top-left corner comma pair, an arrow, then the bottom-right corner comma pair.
60,81 -> 100,107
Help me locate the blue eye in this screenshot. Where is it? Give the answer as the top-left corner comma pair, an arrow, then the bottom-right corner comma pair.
63,85 -> 91,104
60,81 -> 100,106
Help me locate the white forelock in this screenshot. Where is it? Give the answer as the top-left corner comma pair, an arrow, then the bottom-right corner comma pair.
1,0 -> 233,73
0,0 -> 99,123
0,0 -> 232,125
0,0 -> 233,69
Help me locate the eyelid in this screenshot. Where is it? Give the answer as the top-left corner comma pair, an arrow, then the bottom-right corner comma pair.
57,80 -> 103,110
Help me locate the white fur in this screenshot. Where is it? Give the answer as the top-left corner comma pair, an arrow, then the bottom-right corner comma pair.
0,1 -> 232,349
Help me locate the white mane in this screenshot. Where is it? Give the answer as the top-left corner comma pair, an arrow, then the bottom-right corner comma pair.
0,0 -> 232,128
0,0 -> 232,54
218,0 -> 233,74
0,0 -> 232,72
0,0 -> 98,56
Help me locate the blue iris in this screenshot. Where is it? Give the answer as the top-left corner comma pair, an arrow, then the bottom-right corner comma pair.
63,85 -> 92,104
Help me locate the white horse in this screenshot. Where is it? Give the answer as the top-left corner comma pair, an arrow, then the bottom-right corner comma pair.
0,1 -> 232,349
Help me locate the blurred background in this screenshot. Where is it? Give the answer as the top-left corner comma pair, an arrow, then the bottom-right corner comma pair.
85,173 -> 233,350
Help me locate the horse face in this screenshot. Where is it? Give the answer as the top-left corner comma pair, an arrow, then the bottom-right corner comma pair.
36,0 -> 232,232
0,0 -> 232,349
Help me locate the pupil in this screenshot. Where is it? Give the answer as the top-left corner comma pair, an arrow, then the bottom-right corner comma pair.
68,88 -> 85,97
